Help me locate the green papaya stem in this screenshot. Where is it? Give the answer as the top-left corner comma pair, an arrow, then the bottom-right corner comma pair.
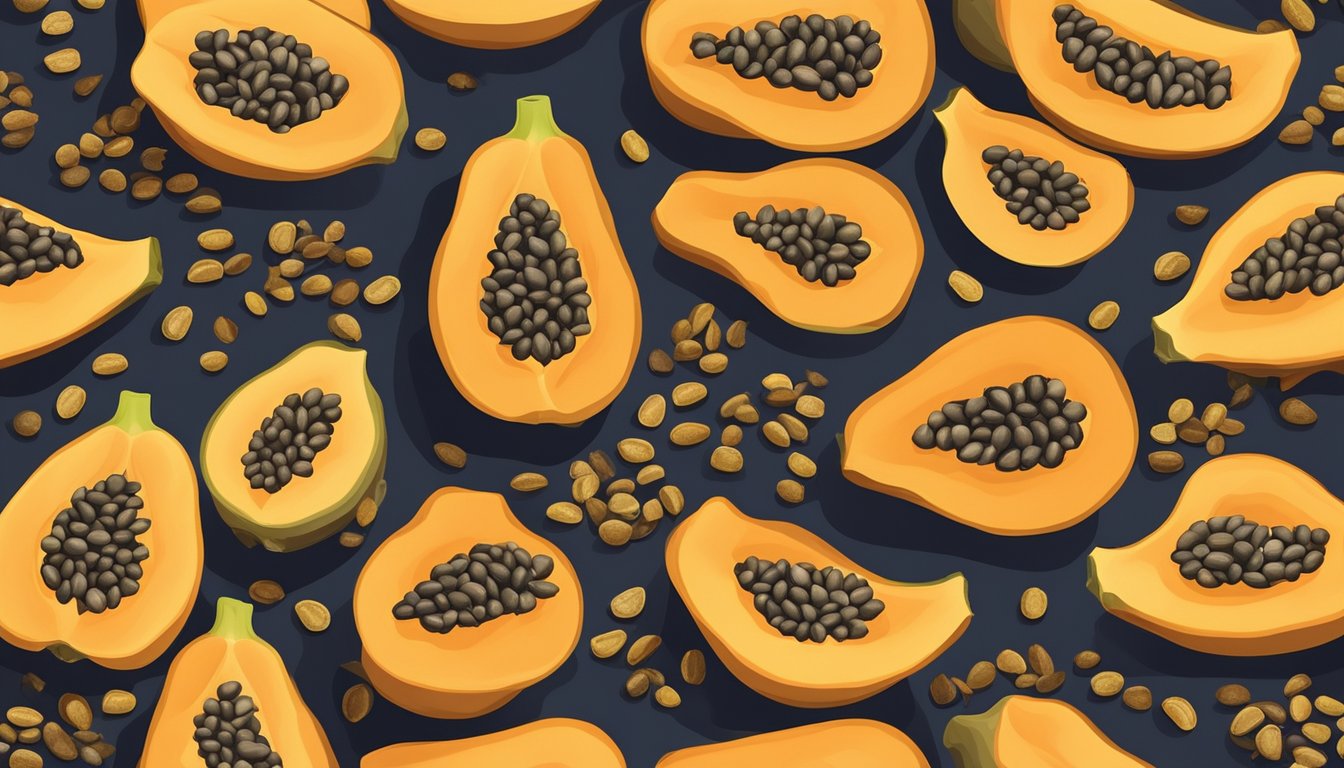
209,597 -> 261,642
109,391 -> 157,435
505,95 -> 569,142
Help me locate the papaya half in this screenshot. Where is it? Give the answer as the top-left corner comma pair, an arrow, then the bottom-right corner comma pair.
354,487 -> 583,718
139,597 -> 338,766
362,719 -> 624,767
132,0 -> 406,180
0,391 -> 200,670
665,497 -> 971,708
200,341 -> 386,552
1088,453 -> 1344,656
381,0 -> 600,48
0,198 -> 160,369
656,720 -> 930,767
642,0 -> 935,151
429,95 -> 641,425
842,316 -> 1137,536
934,87 -> 1133,267
944,696 -> 1152,767
1154,172 -> 1344,390
652,158 -> 923,333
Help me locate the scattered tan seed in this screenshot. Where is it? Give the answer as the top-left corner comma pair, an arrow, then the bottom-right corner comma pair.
1154,251 -> 1191,281
199,350 -> 229,373
1205,433 -> 1225,456
91,353 -> 127,376
1091,671 -> 1124,697
673,339 -> 703,361
342,683 -> 372,723
703,319 -> 721,351
1231,705 -> 1265,735
610,587 -> 645,619
1257,700 -> 1289,725
415,127 -> 446,151
340,245 -> 371,268
1167,398 -> 1194,422
1,110 -> 35,133
1286,673 -> 1313,697
160,306 -> 193,341
266,221 -> 296,254
1123,685 -> 1153,712
1303,722 -> 1332,745
626,634 -> 661,666
710,445 -> 743,473
1034,671 -> 1065,694
363,275 -> 400,305
658,485 -> 684,515
187,259 -> 224,284
1015,673 -> 1040,689
671,319 -> 693,343
355,498 -> 378,527
617,438 -> 655,463
244,291 -> 268,317
1321,84 -> 1344,112
1216,683 -> 1252,706
783,452 -> 815,479
11,410 -> 40,437
96,689 -> 134,718
1177,418 -> 1209,444
94,168 -> 127,194
775,413 -> 808,443
699,352 -> 728,374
165,173 -> 198,194
44,47 -> 81,73
620,129 -> 649,163
1317,695 -> 1344,717
654,686 -> 681,708
294,599 -> 331,632
58,694 -> 92,730
648,348 -> 674,373
101,135 -> 133,159
625,670 -> 651,698
110,104 -> 140,133
1174,206 -> 1208,226
1162,696 -> 1197,731
12,0 -> 46,11
948,270 -> 983,303
762,420 -> 790,448
637,394 -> 666,428
328,312 -> 362,342
607,492 -> 639,518
1282,0 -> 1316,32
1304,105 -> 1326,125
447,71 -> 478,90
278,258 -> 305,278
54,385 -> 85,420
1295,745 -> 1328,767
1088,300 -> 1120,330
1257,724 -> 1284,761
761,373 -> 792,391
599,519 -> 633,546
718,393 -> 749,418
1258,18 -> 1289,32
1027,644 -> 1054,676
73,73 -> 101,96
636,465 -> 664,485
1291,693 -> 1313,722
130,174 -> 163,201
1280,397 -> 1317,425
724,320 -> 748,349
795,395 -> 825,419
1019,587 -> 1047,620
301,274 -> 333,297
681,650 -> 705,685
1148,450 -> 1184,473
58,165 -> 90,188
1280,119 -> 1313,145
1149,422 -> 1177,445
1199,403 -> 1227,431
91,114 -> 113,137
198,228 -> 234,251
140,146 -> 166,171
1334,127 -> 1344,147
966,661 -> 996,691
248,579 -> 285,605
339,531 -> 364,547
186,188 -> 222,213
930,674 -> 957,705
510,472 -> 548,492
53,143 -> 80,169
669,422 -> 711,446
9,748 -> 42,768
776,479 -> 805,504
429,441 -> 464,467
996,649 -> 1027,675
670,381 -> 707,407
221,252 -> 252,276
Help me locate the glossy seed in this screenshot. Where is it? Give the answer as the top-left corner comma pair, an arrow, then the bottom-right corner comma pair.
363,275 -> 400,305
1291,694 -> 1313,722
610,587 -> 645,619
44,47 -> 81,73
620,129 -> 649,162
1302,722 -> 1331,745
599,519 -> 633,546
1020,587 -> 1047,620
1148,451 -> 1184,473
244,291 -> 268,317
197,228 -> 234,251
795,395 -> 825,419
58,694 -> 92,730
658,485 -> 684,515
948,270 -> 983,303
1154,251 -> 1191,281
1316,695 -> 1344,717
627,634 -> 661,666
699,352 -> 728,374
328,313 -> 362,342
1035,671 -> 1065,694
997,649 -> 1027,675
637,394 -> 666,428
1257,724 -> 1284,761
1150,422 -> 1177,444
725,320 -> 747,348
1230,705 -> 1265,735
654,686 -> 681,708
669,422 -> 711,446
1088,301 -> 1119,330
295,599 -> 331,631
1091,671 -> 1124,697
100,690 -> 135,716
1282,0 -> 1315,32
41,7 -> 73,32
930,674 -> 958,705
762,421 -> 791,448
671,382 -> 707,407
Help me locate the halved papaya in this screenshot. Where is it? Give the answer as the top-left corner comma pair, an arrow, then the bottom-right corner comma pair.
0,198 -> 160,369
656,720 -> 930,767
1088,453 -> 1344,656
381,0 -> 600,48
132,0 -> 406,180
944,696 -> 1152,767
652,159 -> 923,333
642,0 -> 935,151
665,497 -> 971,708
200,341 -> 386,552
362,719 -> 624,767
429,95 -> 641,425
934,87 -> 1133,267
139,597 -> 338,766
1153,172 -> 1344,390
0,391 -> 200,670
842,316 -> 1137,536
988,0 -> 1299,158
354,487 -> 583,718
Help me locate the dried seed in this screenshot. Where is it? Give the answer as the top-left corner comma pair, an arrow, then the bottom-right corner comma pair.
620,129 -> 649,163
735,402 -> 761,422
795,395 -> 824,419
92,169 -> 125,194
52,385 -> 85,421
610,587 -> 645,620
626,634 -> 661,666
53,144 -> 79,169
355,498 -> 378,527
294,599 -> 331,632
509,472 -> 547,492
266,221 -> 296,254
12,0 -> 46,11
1148,451 -> 1184,473
779,452 -> 814,479
617,438 -> 655,463
244,291 -> 268,317
301,274 -> 333,297
1333,127 -> 1344,147
1034,671 -> 1065,694
165,172 -> 198,194
9,749 -> 42,768
1162,696 -> 1197,731
703,320 -> 721,351
948,270 -> 983,303
1165,397 -> 1193,423
681,650 -> 706,685
447,72 -> 477,90
187,259 -> 224,284
930,674 -> 958,705
776,479 -> 805,504
585,497 -> 609,525
11,410 -> 40,438
1292,694 -> 1313,722
599,519 -> 632,546
1014,673 -> 1039,689
710,445 -> 743,473
1280,119 -> 1313,145
607,492 -> 639,518
278,258 -> 305,279
669,422 -> 711,446
1123,686 -> 1153,711
1027,643 -> 1054,675
1091,671 -> 1124,697
328,313 -> 362,342
1088,300 -> 1120,330
967,661 -> 996,690
414,127 -> 446,151
140,146 -> 166,171
363,275 -> 401,305
91,353 -> 127,376
761,373 -> 792,391
1230,705 -> 1265,735
1154,251 -> 1191,281
99,690 -> 134,716
199,351 -> 228,373
1256,700 -> 1288,724
100,136 -> 133,159
1295,745 -> 1328,768
197,228 -> 234,251
654,686 -> 681,708
673,339 -> 703,361
572,472 -> 600,502
776,413 -> 808,443
636,465 -> 664,485
637,394 -> 666,428
724,319 -> 748,348
698,352 -> 728,374
44,47 -> 81,73
91,114 -> 113,137
658,485 -> 684,515
1286,673 -> 1313,696
1177,418 -> 1209,444
1205,433 -> 1225,456
648,348 -> 674,373
625,671 -> 651,698
73,74 -> 101,96
58,694 -> 92,730
1317,696 -> 1344,717
1197,403 -> 1227,431
129,174 -> 162,201
1280,398 -> 1317,425
996,649 -> 1027,675
57,165 -> 90,187
1216,684 -> 1251,706
1305,105 -> 1326,125
342,684 -> 372,723
329,279 -> 360,307
1321,84 -> 1344,112
186,188 -> 222,213
718,393 -> 749,418
1303,722 -> 1332,745
758,420 -> 788,448
671,319 -> 693,342
1149,422 -> 1177,445
344,246 -> 373,268
159,306 -> 193,341
687,303 -> 715,335
1016,586 -> 1046,620
248,579 -> 285,604
1257,724 -> 1283,761
109,104 -> 140,133
1174,206 -> 1208,226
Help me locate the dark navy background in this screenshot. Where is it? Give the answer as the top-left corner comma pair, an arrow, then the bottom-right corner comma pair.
2,0 -> 1343,764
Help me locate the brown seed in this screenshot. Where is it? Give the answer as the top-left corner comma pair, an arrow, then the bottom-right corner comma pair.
1321,84 -> 1344,112
509,472 -> 548,492
1027,643 -> 1054,676
221,252 -> 252,276
776,413 -> 808,442
1256,724 -> 1283,761
669,422 -> 711,446
948,269 -> 983,303
197,228 -> 234,251
8,749 -> 42,768
301,274 -> 333,297
414,127 -> 446,151
1205,433 -> 1225,456
724,319 -> 747,348
776,479 -> 805,504
165,173 -> 198,194
1087,301 -> 1119,330
930,674 -> 958,705
295,599 -> 331,632
91,353 -> 127,376
637,394 -> 666,428
1282,0 -> 1315,31
1216,683 -> 1252,706
363,275 -> 401,305
1148,450 -> 1184,473
54,144 -> 79,169
58,165 -> 90,188
967,660 -> 996,690
336,683 -> 374,724
687,303 -> 714,335
1091,671 -> 1124,697
248,579 -> 285,605
6,86 -> 31,109
625,671 -> 651,698
12,410 -> 40,438
636,465 -> 664,485
93,168 -> 125,193
1255,700 -> 1288,724
44,47 -> 81,73
1149,422 -> 1177,445
344,246 -> 373,268
1230,705 -> 1265,735
1230,382 -> 1254,408
58,694 -> 92,730
1067,651 -> 1099,671
1123,685 -> 1153,712
73,74 -> 102,96
698,352 -> 728,374
654,686 -> 681,708
6,707 -> 41,730
710,445 -> 743,473
1177,418 -> 1209,444
328,313 -> 362,342
1280,119 -> 1313,145
447,71 -> 478,90
187,259 -> 224,284
99,690 -> 135,716
1034,671 -> 1065,694
599,519 -> 633,546
355,498 -> 378,527
620,129 -> 649,163
55,385 -> 85,420
995,649 -> 1027,675
244,291 -> 268,317
208,316 -> 238,344
128,173 -> 162,201
1019,587 -> 1047,620
102,135 -> 133,158
658,485 -> 684,515
626,634 -> 661,666
585,497 -> 609,525
1199,402 -> 1227,431
1304,105 -> 1326,125
1162,696 -> 1197,731
617,438 -> 655,463
681,650 -> 706,685
139,146 -> 166,171
199,351 -> 229,373
1014,673 -> 1039,689
186,188 -> 222,213
1280,397 -> 1317,425
1174,206 -> 1208,226
91,114 -> 113,137
1154,251 -> 1192,281
278,258 -> 305,278
648,348 -> 674,373
953,677 -> 974,698
337,531 -> 364,548
673,339 -> 703,361
610,587 -> 645,619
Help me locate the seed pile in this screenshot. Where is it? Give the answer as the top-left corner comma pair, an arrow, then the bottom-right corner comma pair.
0,70 -> 38,150
691,14 -> 882,101
1224,196 -> 1344,300
40,474 -> 151,615
192,681 -> 283,767
734,556 -> 883,643
242,388 -> 342,493
1220,674 -> 1344,763
647,301 -> 745,375
589,602 -> 695,711
1173,516 -> 1328,589
0,206 -> 83,285
1147,396 -> 1246,474
1052,4 -> 1231,110
0,683 -> 120,764
732,205 -> 871,285
981,146 -> 1091,231
480,193 -> 592,365
912,375 -> 1087,472
189,27 -> 348,133
548,446 -> 687,547
390,542 -> 559,633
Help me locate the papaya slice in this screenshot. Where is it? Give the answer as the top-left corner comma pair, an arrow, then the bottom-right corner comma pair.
429,95 -> 641,425
656,720 -> 930,767
842,316 -> 1137,536
0,198 -> 160,369
991,0 -> 1299,158
1088,453 -> 1344,656
1153,172 -> 1344,390
354,487 -> 583,718
642,0 -> 935,151
0,392 -> 200,670
362,719 -> 625,767
933,87 -> 1133,267
381,0 -> 601,48
132,0 -> 406,180
200,341 -> 386,552
140,597 -> 338,766
665,497 -> 970,708
652,158 -> 923,333
944,696 -> 1152,767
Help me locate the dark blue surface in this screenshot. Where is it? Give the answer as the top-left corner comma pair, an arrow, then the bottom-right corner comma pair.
2,0 -> 1344,765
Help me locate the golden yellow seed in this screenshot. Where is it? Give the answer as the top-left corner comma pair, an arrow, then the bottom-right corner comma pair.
1302,722 -> 1332,745
331,279 -> 360,306
341,683 -> 372,722
244,291 -> 268,317
12,410 -> 41,437
54,143 -> 79,168
1282,0 -> 1316,31
100,690 -> 135,716
165,172 -> 199,194
268,221 -> 297,254
344,246 -> 374,268
73,73 -> 102,96
627,634 -> 662,666
130,174 -> 163,202
140,146 -> 167,171
1285,673 -> 1313,697
1205,433 -> 1226,456
1150,422 -> 1177,445
223,252 -> 252,276
1020,587 -> 1048,620
617,438 -> 655,463
414,127 -> 447,151
301,274 -> 333,296
948,270 -> 983,303
795,394 -> 825,419
654,686 -> 681,708
78,133 -> 104,158
659,485 -> 685,515
1027,643 -> 1054,675
12,0 -> 47,12
199,350 -> 229,373
1279,119 -> 1313,145
1167,398 -> 1194,423
785,452 -> 816,479
161,305 -> 193,341
276,258 -> 304,279
1161,696 -> 1197,731
638,394 -> 666,428
328,313 -> 362,342
509,472 -> 548,492
761,373 -> 792,391
187,259 -> 225,284
1173,206 -> 1208,226
356,498 -> 378,527
1304,105 -> 1326,125
734,403 -> 760,423
669,422 -> 712,446
776,479 -> 805,503
197,228 -> 235,251
363,275 -> 401,305
55,385 -> 85,420
1316,695 -> 1344,717
1123,686 -> 1153,712
294,599 -> 331,632
710,445 -> 743,473
996,649 -> 1027,675
186,189 -> 223,213
1090,671 -> 1124,697
447,71 -> 477,90
1074,650 -> 1101,669
718,393 -> 749,418
1334,126 -> 1344,147
725,319 -> 748,348
1154,251 -> 1192,281
681,649 -> 706,685
599,518 -> 633,546
671,381 -> 707,407
620,129 -> 650,162
433,442 -> 467,468
44,47 -> 81,73
1088,300 -> 1120,330
673,339 -> 703,361
704,319 -> 721,351
698,352 -> 728,374
636,464 -> 664,485
103,135 -> 134,158
610,587 -> 645,619
762,420 -> 791,448
1280,397 -> 1317,425
59,166 -> 91,188
96,168 -> 126,193
91,353 -> 127,376
1321,84 -> 1344,112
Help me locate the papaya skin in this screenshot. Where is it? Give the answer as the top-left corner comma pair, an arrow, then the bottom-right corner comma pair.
934,87 -> 1133,268
361,719 -> 625,767
642,0 -> 934,151
0,197 -> 160,369
842,316 -> 1137,536
652,158 -> 923,333
354,487 -> 583,719
665,497 -> 971,708
429,95 -> 641,425
381,0 -> 600,48
945,696 -> 1153,768
656,720 -> 930,767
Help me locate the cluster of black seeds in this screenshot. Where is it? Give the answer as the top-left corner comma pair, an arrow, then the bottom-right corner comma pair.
193,681 -> 283,767
0,205 -> 83,286
1052,4 -> 1230,110
189,27 -> 349,133
912,375 -> 1086,472
1172,516 -> 1328,589
982,146 -> 1091,231
479,194 -> 592,365
1225,196 -> 1344,300
690,14 -> 882,101
392,542 -> 558,633
40,474 -> 150,614
733,205 -> 870,286
241,388 -> 341,493
735,556 -> 884,643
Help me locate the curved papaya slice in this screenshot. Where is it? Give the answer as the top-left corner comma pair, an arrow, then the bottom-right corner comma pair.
1088,454 -> 1344,656
0,198 -> 160,369
362,719 -> 624,767
381,0 -> 601,48
656,720 -> 930,766
354,487 -> 583,718
0,392 -> 200,670
200,341 -> 386,552
934,87 -> 1133,267
944,696 -> 1152,767
642,0 -> 935,151
652,159 -> 923,333
665,497 -> 970,708
429,95 -> 641,425
842,316 -> 1137,535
